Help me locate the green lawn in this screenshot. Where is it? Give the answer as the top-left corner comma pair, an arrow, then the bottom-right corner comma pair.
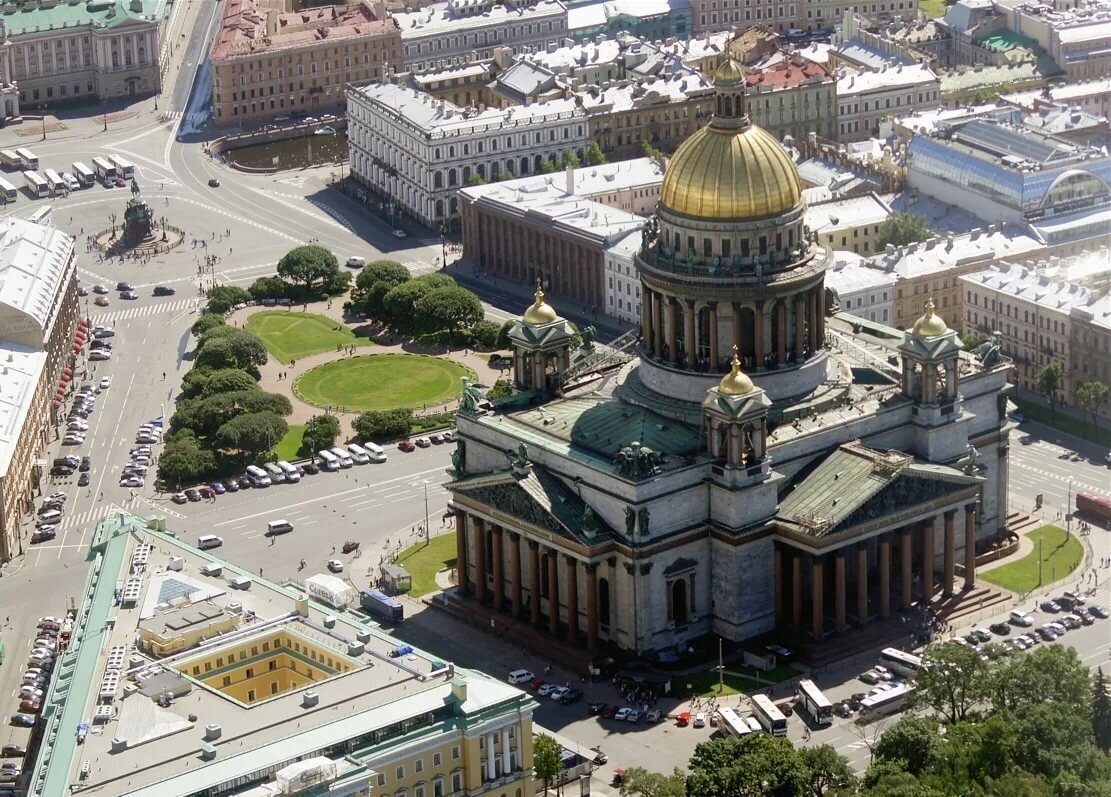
1013,397 -> 1111,447
683,665 -> 803,697
271,424 -> 304,461
395,533 -> 457,597
245,310 -> 375,364
981,525 -> 1084,593
293,354 -> 475,412
919,0 -> 948,17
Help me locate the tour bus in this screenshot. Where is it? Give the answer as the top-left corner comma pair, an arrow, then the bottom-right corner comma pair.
43,169 -> 66,196
23,171 -> 48,198
717,707 -> 757,738
879,648 -> 924,679
72,162 -> 95,188
277,461 -> 301,482
0,150 -> 19,170
1077,492 -> 1111,523
346,443 -> 371,465
263,462 -> 286,484
0,177 -> 17,203
109,154 -> 134,179
16,149 -> 39,170
329,446 -> 354,468
28,206 -> 52,225
750,694 -> 788,736
244,464 -> 272,487
859,682 -> 915,720
91,157 -> 116,182
317,449 -> 340,471
797,678 -> 833,727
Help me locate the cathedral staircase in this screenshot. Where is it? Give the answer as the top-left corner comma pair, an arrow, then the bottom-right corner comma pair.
559,330 -> 639,393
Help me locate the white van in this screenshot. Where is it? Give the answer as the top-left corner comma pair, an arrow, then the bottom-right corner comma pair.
508,669 -> 535,685
330,446 -> 353,468
197,535 -> 224,550
1010,610 -> 1034,627
266,519 -> 293,536
362,441 -> 387,463
264,462 -> 286,484
277,461 -> 301,482
346,443 -> 371,465
317,449 -> 340,471
37,509 -> 62,526
345,256 -> 366,268
245,464 -> 272,487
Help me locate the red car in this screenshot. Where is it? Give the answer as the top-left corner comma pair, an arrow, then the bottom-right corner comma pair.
529,678 -> 547,691
19,700 -> 41,714
398,441 -> 416,452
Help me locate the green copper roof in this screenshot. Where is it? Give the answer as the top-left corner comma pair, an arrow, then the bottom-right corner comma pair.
2,0 -> 168,37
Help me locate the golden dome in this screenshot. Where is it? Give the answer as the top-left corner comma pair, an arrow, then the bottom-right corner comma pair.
523,283 -> 558,325
713,56 -> 746,86
660,122 -> 803,220
913,297 -> 949,338
718,346 -> 755,396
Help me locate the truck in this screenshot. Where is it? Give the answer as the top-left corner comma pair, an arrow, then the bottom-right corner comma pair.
361,589 -> 403,623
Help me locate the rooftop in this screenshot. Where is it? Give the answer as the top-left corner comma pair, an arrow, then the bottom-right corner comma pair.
566,0 -> 690,30
1001,76 -> 1111,108
864,227 -> 1045,279
804,193 -> 892,236
837,62 -> 938,96
30,515 -> 532,797
1,0 -> 167,37
0,343 -> 46,479
745,57 -> 834,92
212,0 -> 396,61
961,262 -> 1098,316
395,0 -> 567,39
575,68 -> 712,114
0,215 -> 74,344
825,253 -> 898,298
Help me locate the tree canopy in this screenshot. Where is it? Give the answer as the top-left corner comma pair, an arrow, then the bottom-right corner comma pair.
276,245 -> 341,294
413,286 -> 484,332
1036,361 -> 1064,422
533,734 -> 562,795
206,285 -> 251,314
352,409 -> 412,441
156,435 -> 217,489
214,411 -> 288,456
302,414 -> 342,454
877,212 -> 932,250
355,259 -> 410,295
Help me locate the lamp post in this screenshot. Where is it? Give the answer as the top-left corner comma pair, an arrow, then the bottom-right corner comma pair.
439,223 -> 447,268
40,105 -> 46,141
422,480 -> 430,545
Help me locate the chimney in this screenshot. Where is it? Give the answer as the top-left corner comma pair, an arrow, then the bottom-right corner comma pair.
565,164 -> 574,195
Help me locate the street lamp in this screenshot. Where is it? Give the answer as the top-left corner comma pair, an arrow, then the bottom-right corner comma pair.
422,480 -> 430,545
40,106 -> 47,141
439,223 -> 447,268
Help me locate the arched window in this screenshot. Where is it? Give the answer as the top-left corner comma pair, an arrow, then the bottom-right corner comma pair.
433,172 -> 443,189
448,168 -> 458,187
519,156 -> 529,174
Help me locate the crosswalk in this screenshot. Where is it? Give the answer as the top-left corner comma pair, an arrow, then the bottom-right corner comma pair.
51,498 -> 186,531
162,111 -> 208,126
92,298 -> 199,323
404,260 -> 439,277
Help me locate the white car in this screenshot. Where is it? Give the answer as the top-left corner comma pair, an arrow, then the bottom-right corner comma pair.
89,350 -> 111,361
693,712 -> 706,728
99,376 -> 111,389
327,559 -> 343,573
549,687 -> 569,702
120,476 -> 144,488
613,707 -> 632,721
92,327 -> 114,338
62,434 -> 85,445
392,229 -> 407,239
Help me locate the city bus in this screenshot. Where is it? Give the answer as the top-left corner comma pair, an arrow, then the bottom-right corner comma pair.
750,694 -> 788,736
0,150 -> 19,170
72,162 -> 95,188
797,678 -> 833,727
879,648 -> 924,679
16,148 -> 39,170
91,157 -> 116,182
44,169 -> 66,196
859,682 -> 915,721
717,707 -> 757,738
23,170 -> 48,198
109,154 -> 134,179
1077,492 -> 1111,523
0,177 -> 17,203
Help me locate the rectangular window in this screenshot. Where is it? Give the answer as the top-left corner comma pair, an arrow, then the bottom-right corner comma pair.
396,766 -> 405,780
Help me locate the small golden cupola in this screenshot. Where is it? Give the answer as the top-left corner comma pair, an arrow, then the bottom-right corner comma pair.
913,298 -> 949,338
522,281 -> 559,326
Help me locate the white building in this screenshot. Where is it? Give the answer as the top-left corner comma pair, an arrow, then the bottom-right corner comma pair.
837,62 -> 939,141
396,0 -> 569,72
825,252 -> 897,325
347,79 -> 588,227
605,229 -> 642,324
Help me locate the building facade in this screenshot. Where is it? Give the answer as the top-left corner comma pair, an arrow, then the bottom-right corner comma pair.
347,79 -> 588,228
804,193 -> 892,257
690,0 -> 799,34
5,0 -> 164,105
566,0 -> 692,42
210,0 -> 400,125
837,62 -> 940,141
0,214 -> 79,562
744,54 -> 836,142
447,59 -> 1012,658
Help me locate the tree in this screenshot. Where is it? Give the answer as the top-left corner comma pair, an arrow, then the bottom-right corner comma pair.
194,337 -> 238,371
214,411 -> 288,456
180,367 -> 213,399
352,409 -> 412,441
916,642 -> 991,724
873,715 -> 944,777
990,645 -> 1090,715
355,260 -> 410,296
640,140 -> 663,163
877,211 -> 932,250
962,330 -> 987,352
582,140 -> 607,166
1036,361 -> 1065,424
220,329 -> 269,370
236,390 -> 293,417
414,286 -> 484,332
276,245 -> 340,295
382,274 -> 457,331
465,173 -> 486,186
537,156 -> 556,174
617,767 -> 685,797
532,734 -> 562,796
200,368 -> 259,397
157,436 -> 217,488
1092,668 -> 1111,753
248,275 -> 289,301
798,744 -> 857,797
560,150 -> 581,169
302,414 -> 341,454
206,285 -> 251,314
687,734 -> 808,797
191,314 -> 227,338
1075,381 -> 1109,435
496,319 -> 514,350
487,379 -> 513,401
470,320 -> 502,349
321,268 -> 352,296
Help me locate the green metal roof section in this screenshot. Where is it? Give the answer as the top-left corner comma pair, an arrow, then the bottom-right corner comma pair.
2,0 -> 169,38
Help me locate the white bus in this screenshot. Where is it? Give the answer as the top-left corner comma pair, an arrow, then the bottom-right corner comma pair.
91,157 -> 116,181
263,462 -> 286,484
72,162 -> 95,187
346,443 -> 371,464
23,171 -> 48,198
28,206 -> 52,225
859,682 -> 915,720
717,707 -> 757,738
109,154 -> 134,179
277,461 -> 301,482
0,150 -> 19,170
329,447 -> 353,468
750,694 -> 788,737
797,679 -> 833,727
244,464 -> 271,487
43,169 -> 66,196
879,648 -> 924,679
16,148 -> 38,170
0,177 -> 17,203
317,449 -> 340,471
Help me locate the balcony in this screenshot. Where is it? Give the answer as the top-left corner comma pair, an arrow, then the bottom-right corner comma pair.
638,242 -> 828,289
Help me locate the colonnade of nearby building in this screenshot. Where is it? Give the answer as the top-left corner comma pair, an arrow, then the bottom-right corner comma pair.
639,283 -> 825,371
776,503 -> 978,639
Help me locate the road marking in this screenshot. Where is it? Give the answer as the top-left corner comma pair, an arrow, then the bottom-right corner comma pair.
348,499 -> 381,509
211,466 -> 446,526
92,298 -> 197,323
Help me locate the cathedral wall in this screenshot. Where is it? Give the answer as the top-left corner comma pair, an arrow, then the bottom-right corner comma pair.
708,535 -> 776,642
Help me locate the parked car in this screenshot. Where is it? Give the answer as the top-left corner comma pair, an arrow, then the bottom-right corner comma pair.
398,441 -> 415,452
94,296 -> 109,307
92,285 -> 109,295
184,488 -> 202,502
153,286 -> 176,296
693,712 -> 706,728
1041,600 -> 1061,613
222,478 -> 240,492
78,473 -> 90,487
209,481 -> 225,495
327,560 -> 343,573
115,282 -> 133,292
1089,604 -> 1108,619
9,714 -> 35,728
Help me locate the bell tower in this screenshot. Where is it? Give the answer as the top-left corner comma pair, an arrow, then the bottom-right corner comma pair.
507,282 -> 576,393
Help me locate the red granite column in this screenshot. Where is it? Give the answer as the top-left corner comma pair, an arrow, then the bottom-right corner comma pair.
791,552 -> 803,628
510,533 -> 523,619
900,529 -> 913,610
834,552 -> 846,633
529,541 -> 541,625
491,525 -> 504,612
547,550 -> 560,634
774,546 -> 784,626
921,516 -> 935,604
879,536 -> 891,617
474,517 -> 487,604
565,555 -> 579,644
943,510 -> 956,597
455,512 -> 469,594
964,503 -> 977,590
811,556 -> 824,639
585,563 -> 599,651
857,544 -> 869,624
